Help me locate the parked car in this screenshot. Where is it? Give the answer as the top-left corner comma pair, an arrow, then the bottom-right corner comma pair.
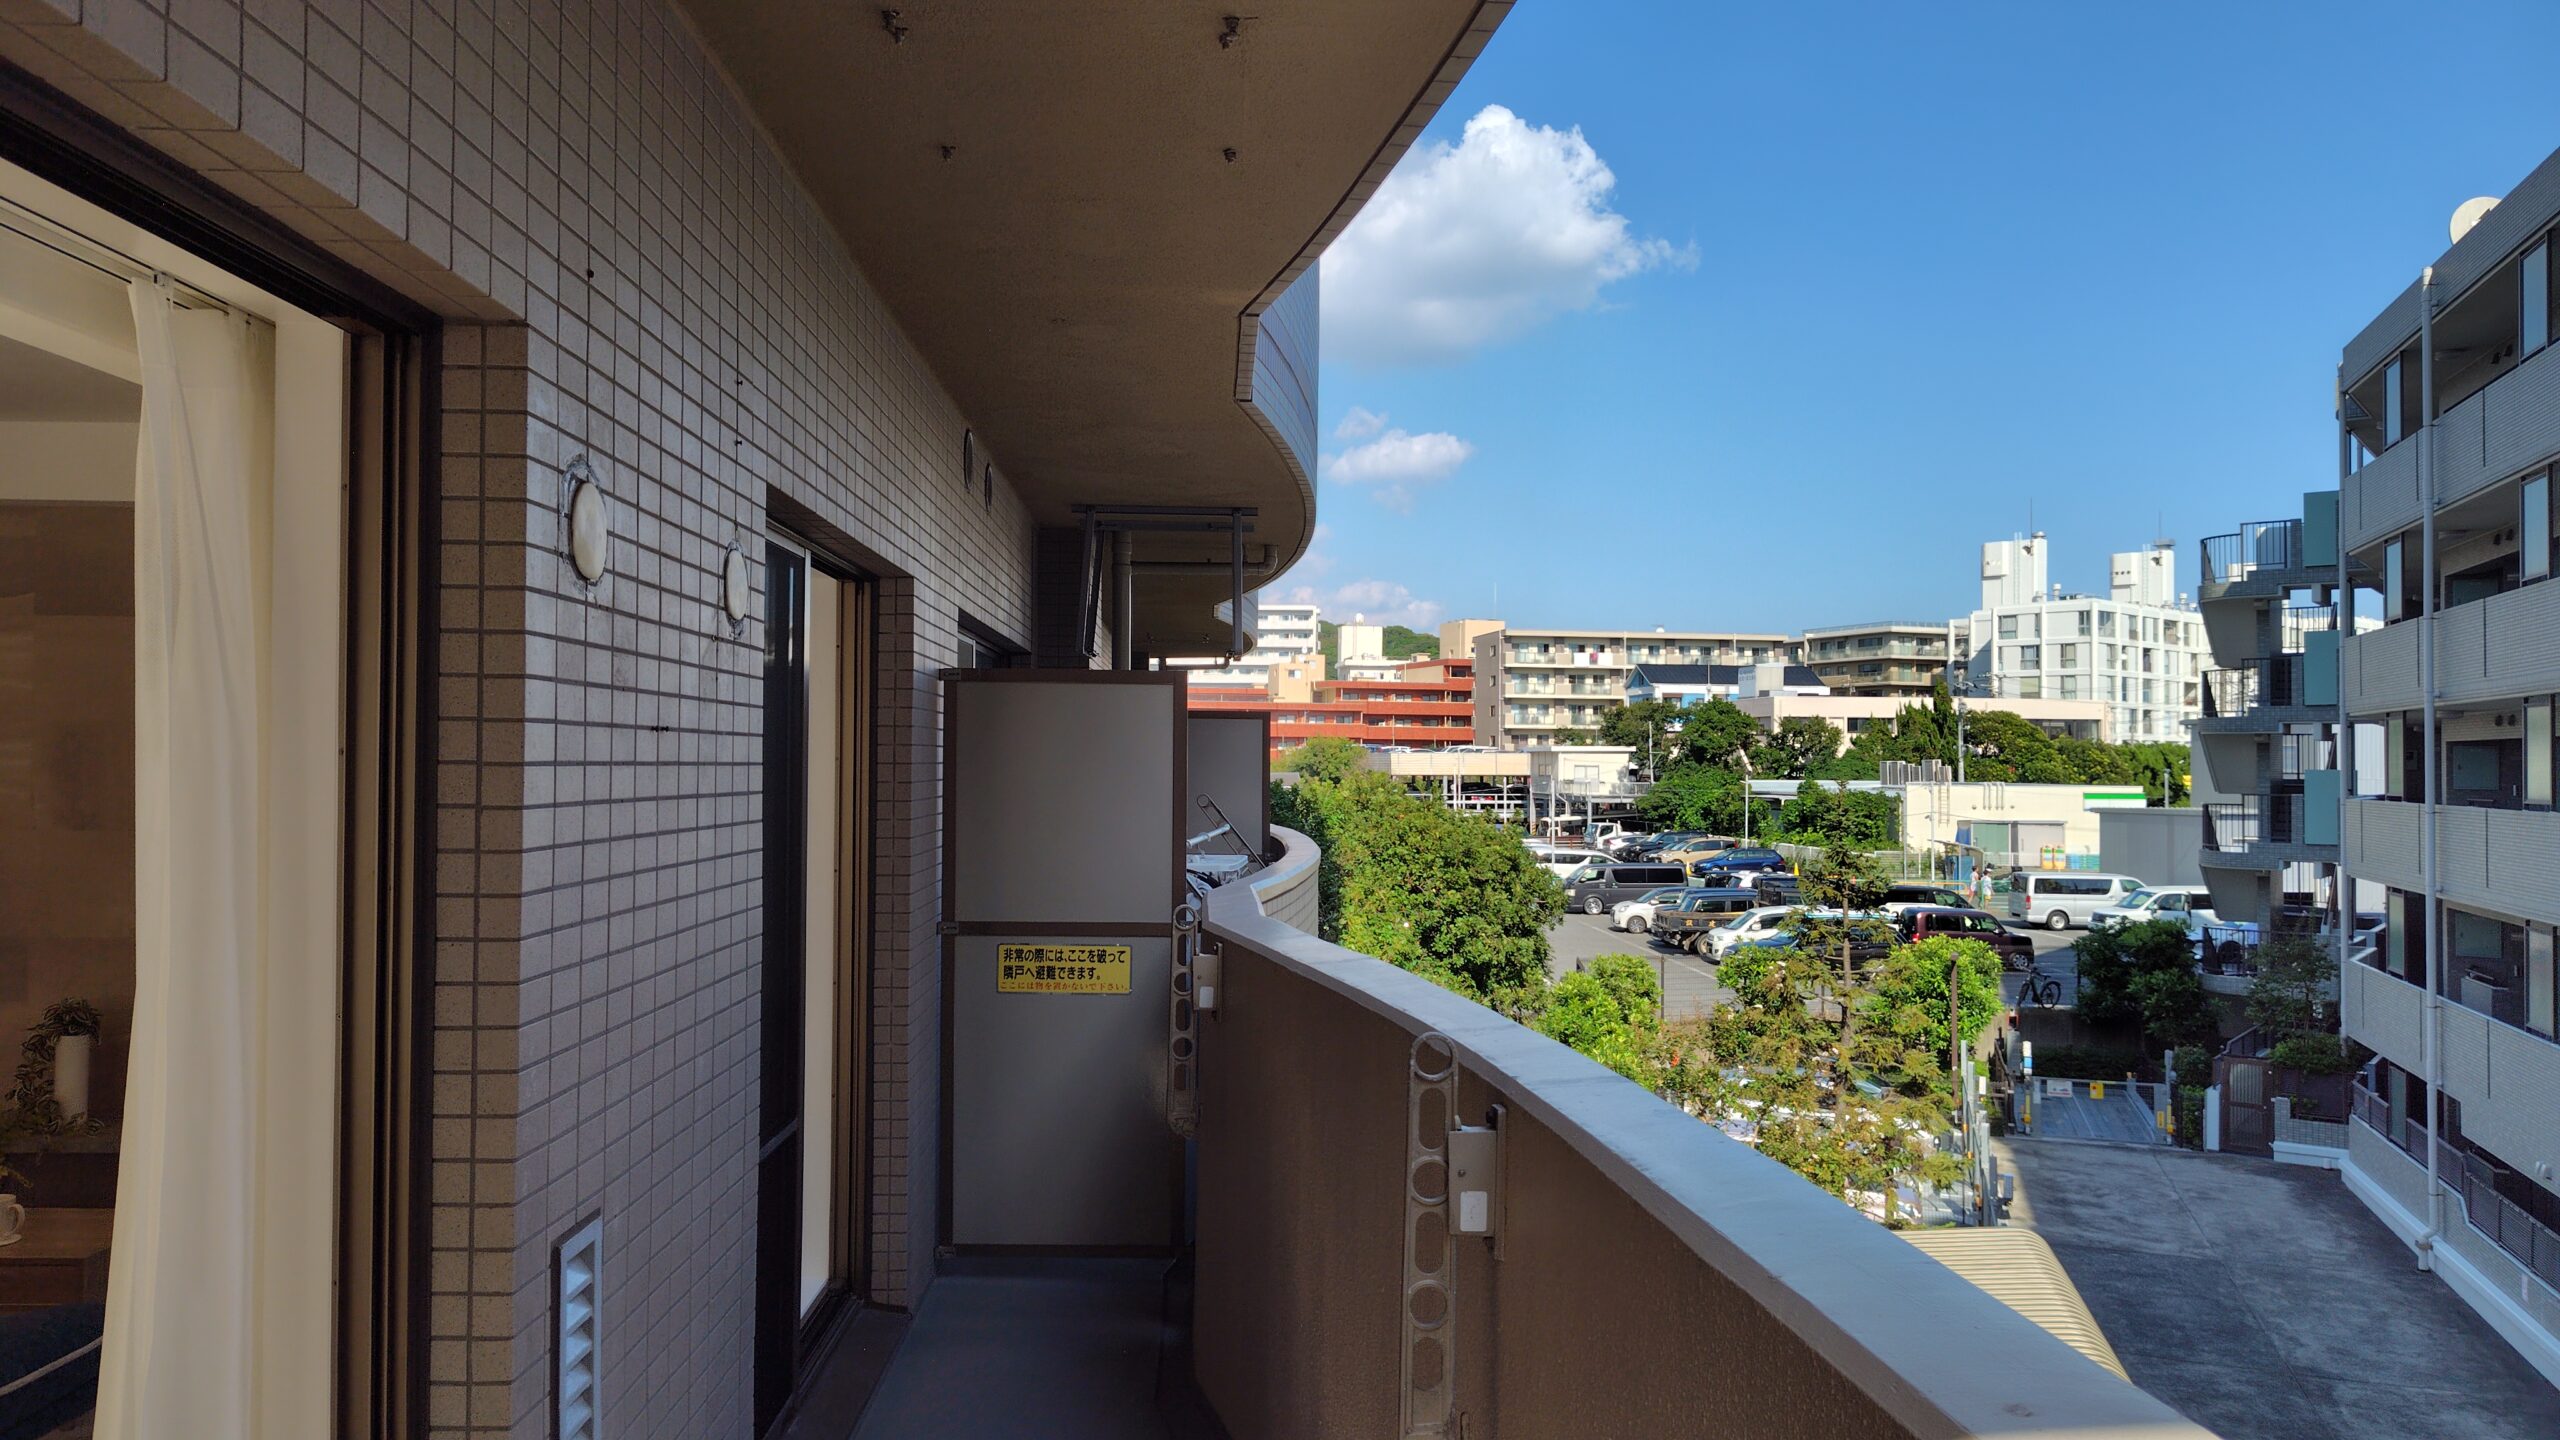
1755,873 -> 1802,907
1656,835 -> 1742,866
1604,832 -> 1659,859
1729,920 -> 1895,967
1689,862 -> 1780,887
1538,847 -> 1615,880
1565,861 -> 1692,915
1700,846 -> 1787,872
2005,871 -> 2145,931
1610,884 -> 1695,932
1705,905 -> 1805,958
2089,884 -> 2214,932
1895,906 -> 2035,969
1880,882 -> 1974,916
1645,890 -> 1762,950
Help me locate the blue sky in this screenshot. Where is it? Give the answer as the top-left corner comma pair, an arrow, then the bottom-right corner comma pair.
1285,2 -> 2560,635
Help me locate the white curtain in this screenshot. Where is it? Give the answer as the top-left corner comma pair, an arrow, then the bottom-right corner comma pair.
96,278 -> 270,1440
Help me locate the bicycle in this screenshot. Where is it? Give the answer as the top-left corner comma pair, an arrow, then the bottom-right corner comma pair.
2016,959 -> 2063,1008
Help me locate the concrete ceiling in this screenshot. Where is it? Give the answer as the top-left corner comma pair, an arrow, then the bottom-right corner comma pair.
678,0 -> 1507,654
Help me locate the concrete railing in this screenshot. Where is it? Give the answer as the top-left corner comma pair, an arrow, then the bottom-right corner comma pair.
1193,826 -> 2213,1440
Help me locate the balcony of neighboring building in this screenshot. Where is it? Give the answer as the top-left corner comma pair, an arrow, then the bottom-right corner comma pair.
2344,790 -> 2560,933
2345,476 -> 2560,716
2196,505 -> 2339,608
2341,177 -> 2560,556
829,828 -> 2218,1440
2200,784 -> 2341,874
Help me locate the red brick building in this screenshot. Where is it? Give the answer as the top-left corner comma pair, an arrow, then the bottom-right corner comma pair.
1192,657 -> 1475,752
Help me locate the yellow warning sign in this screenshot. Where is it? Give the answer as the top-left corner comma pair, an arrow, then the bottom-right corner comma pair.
997,943 -> 1132,994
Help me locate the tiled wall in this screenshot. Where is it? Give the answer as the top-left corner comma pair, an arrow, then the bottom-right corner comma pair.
0,2 -> 1040,1436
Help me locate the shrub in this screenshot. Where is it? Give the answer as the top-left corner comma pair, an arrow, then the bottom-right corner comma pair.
2268,1032 -> 2356,1075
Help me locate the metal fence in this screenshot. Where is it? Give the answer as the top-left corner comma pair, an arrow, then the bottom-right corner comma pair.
2356,1084 -> 2560,1291
2200,520 -> 2302,584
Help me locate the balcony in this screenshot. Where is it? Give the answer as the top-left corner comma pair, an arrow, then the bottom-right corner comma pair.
2201,791 -> 2336,872
2348,578 -> 2560,717
2197,651 -> 2334,734
2351,1083 -> 2560,1298
2198,519 -> 2326,601
2344,798 -> 2560,929
1174,829 -> 2211,1438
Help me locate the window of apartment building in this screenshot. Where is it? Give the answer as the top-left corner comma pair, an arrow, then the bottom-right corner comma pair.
2057,675 -> 2081,699
2058,643 -> 2080,668
2016,677 -> 2043,698
2016,644 -> 2041,667
2385,348 -> 2418,446
2525,237 -> 2552,357
2095,610 -> 2115,636
2530,925 -> 2558,1038
2526,472 -> 2553,584
2385,535 -> 2411,621
1998,615 -> 2018,639
2531,699 -> 2554,809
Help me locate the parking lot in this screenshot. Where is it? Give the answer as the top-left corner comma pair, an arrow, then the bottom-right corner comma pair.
1545,911 -> 2083,1020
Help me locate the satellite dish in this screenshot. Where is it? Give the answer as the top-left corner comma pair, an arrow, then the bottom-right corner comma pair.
2451,196 -> 2500,243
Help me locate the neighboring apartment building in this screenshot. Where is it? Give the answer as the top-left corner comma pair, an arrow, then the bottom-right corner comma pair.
2189,495 -> 2346,956
1186,596 -> 1322,688
1961,534 -> 2209,745
1735,691 -> 2111,743
1802,620 -> 1958,696
2334,150 -> 2560,1389
1471,624 -> 1797,748
1191,656 -> 1475,753
1625,661 -> 1827,705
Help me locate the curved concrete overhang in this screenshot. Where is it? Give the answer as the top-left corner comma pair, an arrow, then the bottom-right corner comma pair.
678,1 -> 1511,655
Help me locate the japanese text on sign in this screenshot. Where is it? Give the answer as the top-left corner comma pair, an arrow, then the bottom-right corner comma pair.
996,944 -> 1132,994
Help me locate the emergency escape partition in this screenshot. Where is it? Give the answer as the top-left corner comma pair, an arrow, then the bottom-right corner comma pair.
943,670 -> 1188,1250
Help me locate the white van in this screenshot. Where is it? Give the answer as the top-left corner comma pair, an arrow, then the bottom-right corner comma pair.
2006,872 -> 2145,931
2089,884 -> 2216,933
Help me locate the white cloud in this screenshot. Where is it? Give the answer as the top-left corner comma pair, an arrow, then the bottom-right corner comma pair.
1319,104 -> 1693,367
1316,411 -> 1475,511
1334,405 -> 1389,440
1278,577 -> 1445,632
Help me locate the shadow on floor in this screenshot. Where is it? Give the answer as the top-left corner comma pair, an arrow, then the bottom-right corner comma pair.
1994,1138 -> 2560,1440
813,1257 -> 1226,1440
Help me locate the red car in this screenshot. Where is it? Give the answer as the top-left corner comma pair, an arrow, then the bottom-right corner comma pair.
1896,906 -> 2035,970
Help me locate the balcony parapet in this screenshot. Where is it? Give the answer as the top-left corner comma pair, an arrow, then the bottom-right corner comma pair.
1193,827 -> 2215,1439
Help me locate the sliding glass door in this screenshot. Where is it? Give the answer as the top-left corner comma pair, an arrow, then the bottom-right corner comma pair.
755,538 -> 870,1433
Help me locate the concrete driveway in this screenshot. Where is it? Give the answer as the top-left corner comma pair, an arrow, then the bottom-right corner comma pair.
1992,1139 -> 2560,1439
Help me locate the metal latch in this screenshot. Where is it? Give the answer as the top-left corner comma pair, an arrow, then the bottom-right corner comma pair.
1448,1106 -> 1503,1248
1167,902 -> 1203,1138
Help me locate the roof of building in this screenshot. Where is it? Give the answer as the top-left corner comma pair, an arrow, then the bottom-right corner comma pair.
1800,619 -> 1953,638
1630,663 -> 1825,689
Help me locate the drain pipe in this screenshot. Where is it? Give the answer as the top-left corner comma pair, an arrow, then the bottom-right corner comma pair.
2417,266 -> 2447,1268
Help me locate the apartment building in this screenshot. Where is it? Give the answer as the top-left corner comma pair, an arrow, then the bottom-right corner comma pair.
1471,624 -> 1797,748
1802,620 -> 1958,695
1625,661 -> 1827,705
2190,496 -> 2346,953
2335,149 -> 2560,1388
1184,596 -> 1322,688
1191,656 -> 1475,753
1962,534 -> 2209,745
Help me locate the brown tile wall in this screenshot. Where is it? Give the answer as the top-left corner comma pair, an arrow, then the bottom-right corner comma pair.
0,2 -> 1041,1436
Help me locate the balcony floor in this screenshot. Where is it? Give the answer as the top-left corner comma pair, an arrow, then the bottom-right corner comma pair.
833,1258 -> 1224,1440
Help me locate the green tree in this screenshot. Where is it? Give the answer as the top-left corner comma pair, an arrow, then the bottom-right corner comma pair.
2246,934 -> 2337,1039
1599,699 -> 1687,770
1751,715 -> 1845,778
2072,919 -> 2218,1051
1532,954 -> 1661,1083
1380,624 -> 1439,659
1773,782 -> 1899,849
1661,940 -> 1961,1224
1637,763 -> 1746,835
1672,699 -> 1762,771
1271,769 -> 1561,1007
1862,936 -> 2006,1097
1551,727 -> 1596,746
1278,735 -> 1368,782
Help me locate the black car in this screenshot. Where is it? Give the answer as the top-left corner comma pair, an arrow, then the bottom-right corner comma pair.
1754,874 -> 1801,907
1896,906 -> 2036,969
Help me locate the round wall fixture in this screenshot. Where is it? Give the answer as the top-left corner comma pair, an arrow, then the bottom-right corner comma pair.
564,455 -> 609,586
722,544 -> 752,627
